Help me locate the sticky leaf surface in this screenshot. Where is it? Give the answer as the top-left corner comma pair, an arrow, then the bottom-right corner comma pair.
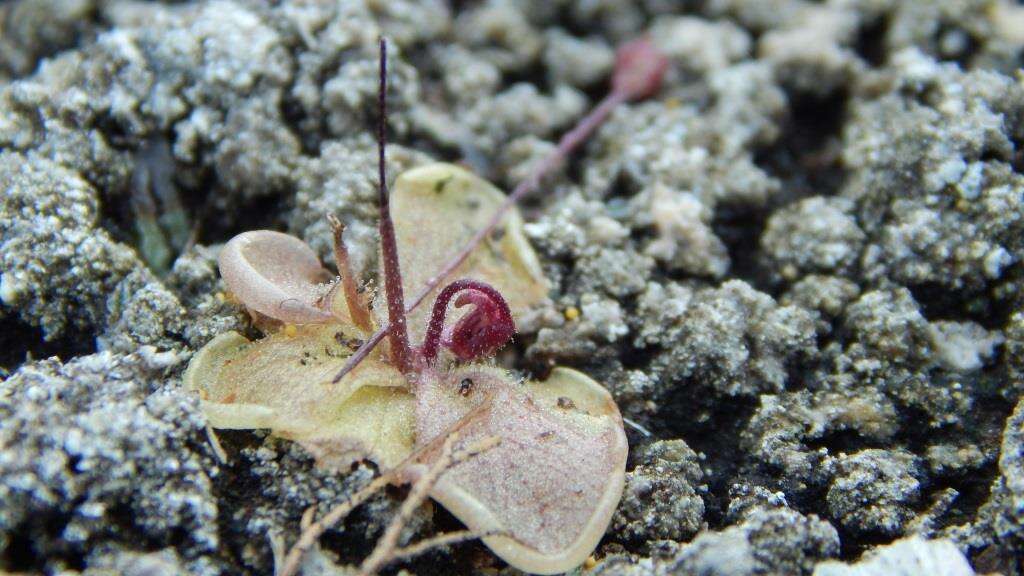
411,367 -> 627,575
184,325 -> 414,468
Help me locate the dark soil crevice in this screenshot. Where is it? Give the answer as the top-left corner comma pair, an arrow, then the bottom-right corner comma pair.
711,204 -> 771,293
755,89 -> 849,207
905,275 -> 1019,331
654,384 -> 759,528
854,15 -> 889,68
0,316 -> 97,375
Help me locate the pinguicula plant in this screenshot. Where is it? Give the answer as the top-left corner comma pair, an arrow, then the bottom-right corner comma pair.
185,37 -> 668,576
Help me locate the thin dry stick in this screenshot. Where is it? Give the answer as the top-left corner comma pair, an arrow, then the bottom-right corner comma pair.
327,214 -> 373,331
278,470 -> 398,576
622,416 -> 653,438
204,424 -> 228,464
278,435 -> 500,576
387,529 -> 503,565
269,531 -> 287,575
332,38 -> 668,384
358,434 -> 502,576
300,504 -> 318,531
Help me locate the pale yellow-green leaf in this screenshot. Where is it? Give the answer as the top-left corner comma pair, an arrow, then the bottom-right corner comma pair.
297,384 -> 416,469
184,325 -> 415,467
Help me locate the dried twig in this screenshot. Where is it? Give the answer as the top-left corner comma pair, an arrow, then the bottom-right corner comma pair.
358,434 -> 501,576
388,529 -> 502,565
269,531 -> 287,575
278,470 -> 397,576
300,505 -> 317,531
622,416 -> 653,438
205,424 -> 228,464
278,434 -> 500,576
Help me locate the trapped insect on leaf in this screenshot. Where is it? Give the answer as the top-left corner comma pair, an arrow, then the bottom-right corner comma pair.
185,36 -> 668,575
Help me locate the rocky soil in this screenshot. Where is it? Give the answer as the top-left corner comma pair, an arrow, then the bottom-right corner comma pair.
2,0 -> 1024,574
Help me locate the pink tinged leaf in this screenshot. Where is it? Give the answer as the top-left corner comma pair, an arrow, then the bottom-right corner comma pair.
410,368 -> 627,575
611,38 -> 670,101
218,230 -> 336,324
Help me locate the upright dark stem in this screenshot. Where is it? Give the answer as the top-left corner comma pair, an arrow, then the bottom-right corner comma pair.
377,37 -> 413,374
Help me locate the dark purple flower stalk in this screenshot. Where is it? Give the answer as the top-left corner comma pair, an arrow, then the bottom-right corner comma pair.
375,37 -> 414,374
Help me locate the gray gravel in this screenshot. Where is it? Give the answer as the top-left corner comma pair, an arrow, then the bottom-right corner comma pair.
2,0 -> 1023,574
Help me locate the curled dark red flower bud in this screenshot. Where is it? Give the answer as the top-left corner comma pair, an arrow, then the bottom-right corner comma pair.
421,279 -> 515,364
